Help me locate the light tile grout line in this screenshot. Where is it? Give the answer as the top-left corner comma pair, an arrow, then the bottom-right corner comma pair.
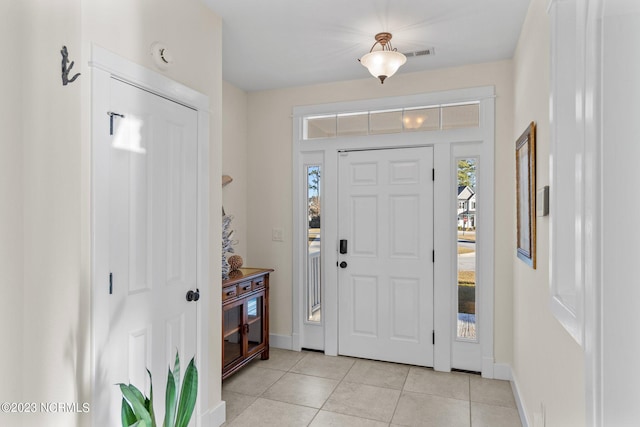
320,356 -> 399,426
388,364 -> 413,425
306,355 -> 355,426
260,356 -> 384,425
250,351 -> 324,426
274,350 -> 351,426
302,350 -> 332,426
228,352 -> 514,427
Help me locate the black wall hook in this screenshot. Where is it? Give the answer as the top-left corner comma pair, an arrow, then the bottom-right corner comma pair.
61,46 -> 81,86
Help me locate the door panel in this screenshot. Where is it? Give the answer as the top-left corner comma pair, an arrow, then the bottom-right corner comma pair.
390,195 -> 420,257
352,276 -> 378,337
338,147 -> 434,366
390,277 -> 419,341
104,78 -> 198,425
351,196 -> 378,256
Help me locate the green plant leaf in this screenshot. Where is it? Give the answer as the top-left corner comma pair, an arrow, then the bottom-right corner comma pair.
119,382 -> 146,407
119,384 -> 153,427
121,397 -> 137,426
174,357 -> 198,427
172,350 -> 180,390
163,366 -> 177,427
146,369 -> 157,427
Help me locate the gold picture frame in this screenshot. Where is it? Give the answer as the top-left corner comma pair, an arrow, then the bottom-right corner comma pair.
515,122 -> 536,268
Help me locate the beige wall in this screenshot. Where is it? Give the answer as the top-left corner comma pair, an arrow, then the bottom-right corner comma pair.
246,60 -> 515,364
222,81 -> 249,263
511,0 -> 585,425
0,2 -> 25,426
1,1 -> 223,426
20,2 -> 84,426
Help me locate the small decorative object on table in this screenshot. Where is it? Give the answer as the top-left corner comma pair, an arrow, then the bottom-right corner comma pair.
228,254 -> 243,271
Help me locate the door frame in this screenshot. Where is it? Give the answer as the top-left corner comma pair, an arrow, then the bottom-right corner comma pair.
292,86 -> 495,375
90,45 -> 210,425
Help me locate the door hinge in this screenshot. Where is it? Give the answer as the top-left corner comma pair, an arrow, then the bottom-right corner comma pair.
432,330 -> 435,345
109,272 -> 113,295
432,250 -> 435,263
432,168 -> 435,181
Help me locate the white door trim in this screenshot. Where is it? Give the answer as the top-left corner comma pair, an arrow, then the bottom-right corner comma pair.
90,45 -> 210,426
297,151 -> 326,351
292,86 -> 495,374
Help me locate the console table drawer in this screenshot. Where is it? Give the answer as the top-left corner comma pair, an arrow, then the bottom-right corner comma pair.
237,280 -> 253,295
253,277 -> 266,290
222,285 -> 237,301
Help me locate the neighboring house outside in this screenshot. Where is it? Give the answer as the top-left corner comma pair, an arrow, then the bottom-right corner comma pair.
457,185 -> 476,229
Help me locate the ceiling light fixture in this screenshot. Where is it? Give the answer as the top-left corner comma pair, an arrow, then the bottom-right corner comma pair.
359,32 -> 407,84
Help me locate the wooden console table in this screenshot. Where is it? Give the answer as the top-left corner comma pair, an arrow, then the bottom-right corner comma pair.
221,267 -> 273,380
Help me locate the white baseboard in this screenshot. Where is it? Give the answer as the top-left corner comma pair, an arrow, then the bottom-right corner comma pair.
201,399 -> 226,427
493,362 -> 513,381
511,372 -> 530,427
270,334 -> 293,350
488,364 -> 529,427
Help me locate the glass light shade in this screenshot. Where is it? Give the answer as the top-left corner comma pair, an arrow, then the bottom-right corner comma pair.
360,50 -> 407,83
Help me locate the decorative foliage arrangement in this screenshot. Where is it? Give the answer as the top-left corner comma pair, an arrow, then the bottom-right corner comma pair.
222,175 -> 242,279
118,351 -> 198,427
222,214 -> 235,279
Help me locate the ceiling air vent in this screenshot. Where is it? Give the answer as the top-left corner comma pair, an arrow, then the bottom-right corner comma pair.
403,48 -> 435,58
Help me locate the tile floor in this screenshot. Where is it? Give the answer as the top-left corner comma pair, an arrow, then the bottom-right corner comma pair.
222,349 -> 522,427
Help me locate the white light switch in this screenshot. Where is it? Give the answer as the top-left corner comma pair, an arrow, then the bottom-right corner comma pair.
272,228 -> 284,242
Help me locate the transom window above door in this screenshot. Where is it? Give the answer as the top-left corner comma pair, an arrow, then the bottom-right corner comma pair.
303,102 -> 480,140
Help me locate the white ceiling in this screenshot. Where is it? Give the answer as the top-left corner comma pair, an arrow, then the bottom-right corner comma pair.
202,0 -> 532,92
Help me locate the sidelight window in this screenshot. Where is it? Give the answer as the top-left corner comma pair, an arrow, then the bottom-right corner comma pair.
306,165 -> 322,323
457,158 -> 478,341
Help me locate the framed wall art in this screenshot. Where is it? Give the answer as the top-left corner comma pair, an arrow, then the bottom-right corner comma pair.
515,122 -> 536,268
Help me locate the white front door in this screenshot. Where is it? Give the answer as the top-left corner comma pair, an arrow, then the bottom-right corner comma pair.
338,147 -> 434,366
100,78 -> 199,425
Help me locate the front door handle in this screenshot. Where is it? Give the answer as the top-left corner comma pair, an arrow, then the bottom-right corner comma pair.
186,288 -> 200,302
339,261 -> 347,268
